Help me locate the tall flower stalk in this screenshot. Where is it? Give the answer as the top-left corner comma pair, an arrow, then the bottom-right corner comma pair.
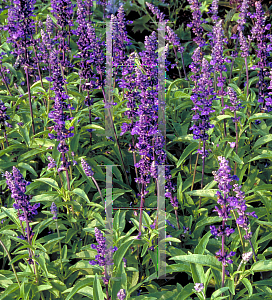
210,20 -> 230,138
5,0 -> 37,135
89,227 -> 118,300
5,167 -> 40,267
211,157 -> 237,287
224,87 -> 243,174
249,1 -> 272,112
190,58 -> 215,208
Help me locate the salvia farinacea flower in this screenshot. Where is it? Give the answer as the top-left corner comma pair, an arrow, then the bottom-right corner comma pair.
50,202 -> 58,220
47,50 -> 75,153
187,0 -> 206,46
190,58 -> 215,156
224,87 -> 243,123
5,167 -> 40,222
211,157 -> 237,267
81,158 -> 94,177
89,227 -> 118,284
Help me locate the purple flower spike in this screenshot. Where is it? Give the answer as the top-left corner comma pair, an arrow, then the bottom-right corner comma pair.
81,158 -> 94,177
89,227 -> 118,285
50,202 -> 58,220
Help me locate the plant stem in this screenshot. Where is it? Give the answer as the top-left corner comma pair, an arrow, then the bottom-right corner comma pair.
101,86 -> 130,187
132,135 -> 140,194
231,210 -> 245,251
90,175 -> 104,202
229,39 -> 238,84
221,219 -> 226,288
3,129 -> 9,147
24,67 -> 35,136
62,153 -> 75,217
0,68 -> 12,96
55,220 -> 64,277
173,46 -> 182,79
191,140 -> 201,191
0,239 -> 21,288
248,237 -> 263,279
219,71 -> 227,138
234,118 -> 238,175
199,140 -> 206,210
138,183 -> 145,237
181,52 -> 188,80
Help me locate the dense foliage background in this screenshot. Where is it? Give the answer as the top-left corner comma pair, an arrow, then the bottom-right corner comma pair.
1,0 -> 272,299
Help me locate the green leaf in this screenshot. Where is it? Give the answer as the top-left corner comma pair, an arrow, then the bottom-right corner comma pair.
132,15 -> 150,34
18,149 -> 46,162
72,188 -> 91,203
176,142 -> 198,167
241,278 -> 253,296
70,133 -> 80,153
174,91 -> 191,99
65,278 -> 94,300
169,254 -> 222,271
194,232 -> 211,254
1,207 -> 21,229
211,287 -> 229,299
35,254 -> 49,277
248,113 -> 272,122
251,260 -> 272,272
35,178 -> 60,191
18,162 -> 38,177
93,274 -> 104,300
173,283 -> 195,300
186,189 -> 217,198
253,134 -> 272,149
0,283 -> 19,299
114,237 -> 135,270
18,125 -> 30,147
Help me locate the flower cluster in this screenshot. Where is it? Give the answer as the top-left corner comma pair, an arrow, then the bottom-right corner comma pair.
47,50 -> 74,153
50,202 -> 58,220
194,283 -> 204,293
5,0 -> 36,63
117,289 -> 126,300
89,227 -> 118,284
145,2 -> 169,23
5,167 -> 40,222
47,156 -> 57,170
209,0 -> 219,22
51,0 -> 74,29
89,227 -> 118,266
224,87 -> 243,123
0,100 -> 11,130
187,0 -> 205,46
232,183 -> 258,240
111,6 -> 132,75
211,157 -> 237,265
190,58 -> 215,156
81,158 -> 94,177
210,20 -> 229,91
249,1 -> 272,111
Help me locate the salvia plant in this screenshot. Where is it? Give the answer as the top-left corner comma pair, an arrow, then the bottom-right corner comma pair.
0,0 -> 272,299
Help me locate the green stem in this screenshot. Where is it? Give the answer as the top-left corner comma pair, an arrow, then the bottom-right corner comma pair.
191,140 -> 201,191
231,210 -> 245,252
55,220 -> 64,277
0,238 -> 21,287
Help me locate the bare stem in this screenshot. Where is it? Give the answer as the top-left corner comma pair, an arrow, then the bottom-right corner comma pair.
0,239 -> 21,287
191,140 -> 201,191
24,67 -> 35,135
138,183 -> 145,237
